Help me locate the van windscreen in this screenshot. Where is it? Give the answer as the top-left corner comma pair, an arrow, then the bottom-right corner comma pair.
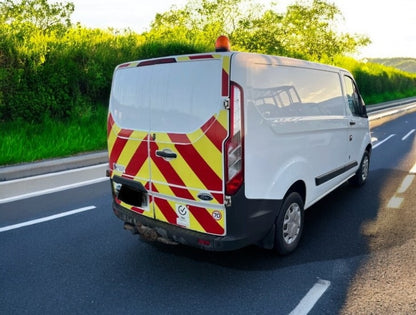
110,59 -> 223,133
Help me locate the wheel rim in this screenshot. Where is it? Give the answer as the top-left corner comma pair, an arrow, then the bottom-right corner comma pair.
361,156 -> 369,182
283,203 -> 301,245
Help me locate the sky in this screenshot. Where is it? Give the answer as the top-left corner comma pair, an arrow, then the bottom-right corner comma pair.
70,0 -> 416,59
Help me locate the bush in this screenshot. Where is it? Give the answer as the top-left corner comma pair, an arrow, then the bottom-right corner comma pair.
331,56 -> 416,104
1,0 -> 415,165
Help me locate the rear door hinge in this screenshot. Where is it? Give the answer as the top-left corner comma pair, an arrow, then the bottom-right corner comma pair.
225,196 -> 232,207
223,98 -> 230,110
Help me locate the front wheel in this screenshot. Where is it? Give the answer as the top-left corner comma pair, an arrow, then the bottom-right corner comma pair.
350,151 -> 370,187
274,192 -> 304,255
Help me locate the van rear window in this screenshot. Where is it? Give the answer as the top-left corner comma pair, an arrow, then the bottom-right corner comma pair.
110,59 -> 223,133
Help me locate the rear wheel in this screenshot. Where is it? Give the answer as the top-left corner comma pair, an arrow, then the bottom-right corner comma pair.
350,151 -> 370,187
274,192 -> 304,255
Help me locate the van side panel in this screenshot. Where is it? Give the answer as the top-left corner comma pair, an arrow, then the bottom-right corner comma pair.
232,53 -> 354,207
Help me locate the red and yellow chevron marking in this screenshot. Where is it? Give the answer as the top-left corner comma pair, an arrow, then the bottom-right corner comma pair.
107,114 -> 150,182
153,197 -> 225,236
107,53 -> 231,236
115,197 -> 148,215
108,110 -> 229,235
150,110 -> 227,203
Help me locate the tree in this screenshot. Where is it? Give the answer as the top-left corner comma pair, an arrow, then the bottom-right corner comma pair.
0,0 -> 75,121
146,0 -> 370,61
0,0 -> 74,35
280,0 -> 370,60
147,0 -> 261,47
232,9 -> 287,55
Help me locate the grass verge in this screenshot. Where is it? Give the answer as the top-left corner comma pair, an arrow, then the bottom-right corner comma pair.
0,105 -> 107,166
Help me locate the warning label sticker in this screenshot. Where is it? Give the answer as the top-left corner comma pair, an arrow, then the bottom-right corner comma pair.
176,204 -> 190,228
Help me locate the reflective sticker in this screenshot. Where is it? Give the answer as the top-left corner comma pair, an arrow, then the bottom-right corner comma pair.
176,204 -> 190,228
212,210 -> 222,221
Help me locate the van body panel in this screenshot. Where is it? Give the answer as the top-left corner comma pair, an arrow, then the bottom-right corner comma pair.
149,110 -> 229,236
107,50 -> 371,251
108,54 -> 232,236
231,53 -> 358,206
112,183 -> 281,251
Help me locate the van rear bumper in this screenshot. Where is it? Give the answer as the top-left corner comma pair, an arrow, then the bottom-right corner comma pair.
113,202 -> 253,251
112,187 -> 282,251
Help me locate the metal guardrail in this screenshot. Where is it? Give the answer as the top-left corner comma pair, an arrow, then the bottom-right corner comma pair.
366,96 -> 416,113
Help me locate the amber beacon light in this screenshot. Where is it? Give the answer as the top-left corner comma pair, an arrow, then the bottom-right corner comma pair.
215,35 -> 231,52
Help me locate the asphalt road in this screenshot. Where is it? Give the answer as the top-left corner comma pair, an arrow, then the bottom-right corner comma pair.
0,109 -> 415,314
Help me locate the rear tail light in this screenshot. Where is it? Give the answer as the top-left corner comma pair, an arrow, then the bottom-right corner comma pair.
225,83 -> 244,195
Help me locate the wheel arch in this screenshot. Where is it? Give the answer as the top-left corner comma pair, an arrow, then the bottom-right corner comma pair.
285,180 -> 306,205
365,143 -> 372,157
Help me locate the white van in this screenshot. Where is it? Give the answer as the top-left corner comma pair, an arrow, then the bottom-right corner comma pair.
107,39 -> 372,254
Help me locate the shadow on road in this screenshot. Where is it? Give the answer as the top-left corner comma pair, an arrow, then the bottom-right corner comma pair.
123,170 -> 391,272
124,166 -> 414,275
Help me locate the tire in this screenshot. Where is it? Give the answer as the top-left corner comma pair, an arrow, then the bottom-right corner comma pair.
350,151 -> 370,187
274,192 -> 304,255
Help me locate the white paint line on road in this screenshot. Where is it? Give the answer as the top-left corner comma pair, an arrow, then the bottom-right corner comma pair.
0,177 -> 108,204
402,129 -> 415,141
387,196 -> 404,209
410,162 -> 416,174
289,279 -> 331,315
387,161 -> 416,209
372,134 -> 395,149
397,175 -> 415,194
0,206 -> 96,232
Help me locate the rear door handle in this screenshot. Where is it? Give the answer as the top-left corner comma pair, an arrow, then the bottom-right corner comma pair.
349,121 -> 356,126
156,149 -> 177,160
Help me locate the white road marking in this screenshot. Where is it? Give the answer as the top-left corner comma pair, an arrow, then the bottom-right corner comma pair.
410,162 -> 416,174
0,206 -> 96,232
373,134 -> 395,149
289,279 -> 331,315
402,129 -> 415,141
397,175 -> 415,194
387,196 -> 404,209
387,161 -> 416,209
0,177 -> 108,204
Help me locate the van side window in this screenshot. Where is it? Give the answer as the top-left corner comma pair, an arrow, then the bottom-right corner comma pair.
249,66 -> 344,118
344,76 -> 365,117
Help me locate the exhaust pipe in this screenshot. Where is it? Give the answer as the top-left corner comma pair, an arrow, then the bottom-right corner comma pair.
124,222 -> 178,245
124,222 -> 138,234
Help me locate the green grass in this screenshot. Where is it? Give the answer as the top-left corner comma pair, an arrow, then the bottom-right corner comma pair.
0,105 -> 107,166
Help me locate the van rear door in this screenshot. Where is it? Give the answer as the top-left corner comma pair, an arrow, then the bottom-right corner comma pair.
109,54 -> 231,236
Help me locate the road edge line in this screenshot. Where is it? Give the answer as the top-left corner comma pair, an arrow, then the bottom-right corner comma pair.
0,206 -> 96,232
0,177 -> 108,204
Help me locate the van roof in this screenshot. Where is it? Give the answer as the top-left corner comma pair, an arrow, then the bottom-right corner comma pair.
231,52 -> 348,73
115,51 -> 349,75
